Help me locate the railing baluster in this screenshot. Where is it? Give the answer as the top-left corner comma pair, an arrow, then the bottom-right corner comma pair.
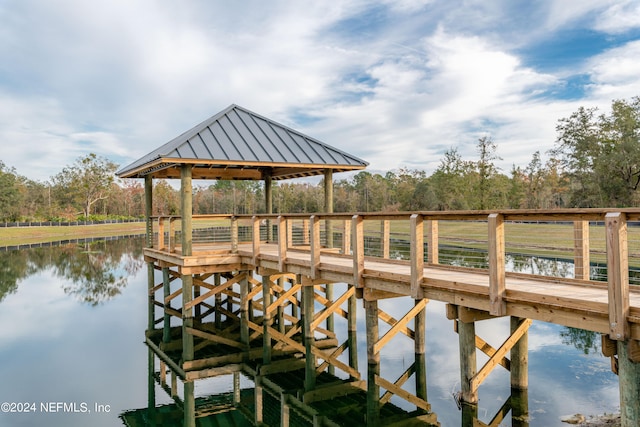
381,220 -> 390,259
427,219 -> 438,264
278,216 -> 287,272
231,216 -> 238,253
410,214 -> 424,299
252,216 -> 261,265
488,213 -> 506,316
157,217 -> 165,250
310,215 -> 320,279
573,220 -> 590,280
352,215 -> 364,288
342,219 -> 351,255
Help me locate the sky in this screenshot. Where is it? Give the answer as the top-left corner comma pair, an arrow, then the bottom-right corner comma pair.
1,0 -> 640,182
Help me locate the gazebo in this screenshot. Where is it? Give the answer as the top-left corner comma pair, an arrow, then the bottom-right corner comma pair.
117,104 -> 368,219
116,104 -> 369,427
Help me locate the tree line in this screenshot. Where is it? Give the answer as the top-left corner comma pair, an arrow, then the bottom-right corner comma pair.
1,97 -> 639,222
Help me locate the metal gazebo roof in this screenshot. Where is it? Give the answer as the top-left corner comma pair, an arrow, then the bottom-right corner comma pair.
116,104 -> 368,180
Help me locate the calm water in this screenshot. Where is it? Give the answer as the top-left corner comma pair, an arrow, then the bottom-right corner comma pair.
0,238 -> 620,426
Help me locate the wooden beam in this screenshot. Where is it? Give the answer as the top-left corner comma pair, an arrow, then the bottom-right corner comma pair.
374,374 -> 431,412
310,286 -> 355,331
470,318 -> 532,392
302,380 -> 366,404
374,299 -> 427,354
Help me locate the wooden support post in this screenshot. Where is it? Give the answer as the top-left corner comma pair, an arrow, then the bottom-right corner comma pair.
353,215 -> 364,288
365,299 -> 380,427
458,319 -> 478,404
488,213 -> 506,316
574,220 -> 590,280
381,220 -> 390,259
265,172 -> 273,242
511,388 -> 529,427
255,375 -> 264,425
510,316 -> 528,390
427,219 -> 438,264
310,215 -> 320,279
180,164 -> 195,427
415,299 -> 428,407
147,348 -> 156,421
163,267 -> 171,343
263,275 -> 272,364
326,282 -> 335,376
618,340 -> 640,427
147,263 -> 155,332
171,370 -> 177,398
325,168 -> 334,248
144,175 -> 153,249
145,175 -> 155,332
281,393 -> 290,427
410,214 -> 424,299
303,277 -> 316,391
184,381 -> 195,427
606,212 -> 629,340
348,284 -> 359,378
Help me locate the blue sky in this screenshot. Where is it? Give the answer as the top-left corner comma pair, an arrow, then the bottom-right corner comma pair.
1,0 -> 639,181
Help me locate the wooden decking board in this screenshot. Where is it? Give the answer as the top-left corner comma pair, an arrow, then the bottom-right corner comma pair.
145,242 -> 640,338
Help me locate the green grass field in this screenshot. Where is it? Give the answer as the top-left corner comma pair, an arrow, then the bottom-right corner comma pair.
0,222 -> 146,246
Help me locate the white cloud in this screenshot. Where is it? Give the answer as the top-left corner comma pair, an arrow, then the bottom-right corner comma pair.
586,40 -> 640,100
0,0 -> 638,182
593,0 -> 640,34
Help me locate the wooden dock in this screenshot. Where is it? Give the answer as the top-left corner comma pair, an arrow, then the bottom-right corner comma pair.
141,209 -> 640,427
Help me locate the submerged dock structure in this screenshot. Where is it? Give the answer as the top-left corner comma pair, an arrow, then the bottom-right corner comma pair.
118,105 -> 640,427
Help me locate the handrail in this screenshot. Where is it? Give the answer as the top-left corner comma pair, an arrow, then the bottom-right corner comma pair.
147,208 -> 639,340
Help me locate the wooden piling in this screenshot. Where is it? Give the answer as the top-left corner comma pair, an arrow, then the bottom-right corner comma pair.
162,267 -> 171,343
365,299 -> 380,426
458,319 -> 478,403
348,285 -> 359,378
510,316 -> 528,390
303,277 -> 316,391
618,340 -> 640,427
414,299 -> 427,405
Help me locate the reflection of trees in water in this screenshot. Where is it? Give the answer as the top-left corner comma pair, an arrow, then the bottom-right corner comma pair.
560,327 -> 599,355
0,237 -> 144,305
509,253 -> 574,278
